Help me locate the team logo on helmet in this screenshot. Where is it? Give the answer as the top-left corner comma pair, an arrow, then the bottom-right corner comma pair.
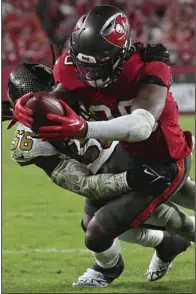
102,13 -> 129,47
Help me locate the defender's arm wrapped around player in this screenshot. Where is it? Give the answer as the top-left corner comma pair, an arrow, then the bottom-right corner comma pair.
11,123 -> 175,200
11,123 -> 130,200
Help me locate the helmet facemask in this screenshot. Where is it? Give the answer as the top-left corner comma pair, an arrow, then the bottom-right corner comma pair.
70,45 -> 130,88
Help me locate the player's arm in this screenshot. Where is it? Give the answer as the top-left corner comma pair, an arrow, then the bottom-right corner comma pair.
27,148 -> 173,200
131,83 -> 167,122
16,153 -> 130,200
85,62 -> 170,142
50,83 -> 78,106
50,54 -> 78,106
11,126 -> 130,200
34,155 -> 130,200
85,84 -> 166,142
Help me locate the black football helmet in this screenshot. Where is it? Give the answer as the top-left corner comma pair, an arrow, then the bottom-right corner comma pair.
70,5 -> 132,88
8,63 -> 55,106
6,62 -> 93,120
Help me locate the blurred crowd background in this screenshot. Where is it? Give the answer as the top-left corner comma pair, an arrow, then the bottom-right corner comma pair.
3,0 -> 195,67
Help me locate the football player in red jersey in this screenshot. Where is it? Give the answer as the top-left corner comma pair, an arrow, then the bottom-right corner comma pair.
11,5 -> 194,285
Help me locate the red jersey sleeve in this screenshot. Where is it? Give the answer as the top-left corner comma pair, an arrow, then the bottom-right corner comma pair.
140,61 -> 172,88
53,52 -> 84,90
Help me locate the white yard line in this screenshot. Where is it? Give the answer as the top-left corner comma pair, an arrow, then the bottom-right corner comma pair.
6,212 -> 71,217
3,248 -> 90,254
2,247 -> 147,254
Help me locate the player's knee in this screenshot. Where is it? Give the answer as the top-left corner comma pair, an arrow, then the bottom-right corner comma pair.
81,214 -> 92,232
85,217 -> 113,252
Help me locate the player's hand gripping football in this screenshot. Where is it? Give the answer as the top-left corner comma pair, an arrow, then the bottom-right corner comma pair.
39,100 -> 87,141
7,92 -> 34,129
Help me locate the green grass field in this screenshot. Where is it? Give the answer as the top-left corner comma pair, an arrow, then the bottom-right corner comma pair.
2,116 -> 195,293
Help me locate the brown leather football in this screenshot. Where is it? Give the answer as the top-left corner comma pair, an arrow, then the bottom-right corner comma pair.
26,92 -> 65,133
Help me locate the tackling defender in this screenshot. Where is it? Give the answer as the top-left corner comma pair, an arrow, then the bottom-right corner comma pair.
5,62 -> 195,286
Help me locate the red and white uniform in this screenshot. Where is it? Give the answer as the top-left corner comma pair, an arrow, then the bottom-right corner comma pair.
53,51 -> 193,162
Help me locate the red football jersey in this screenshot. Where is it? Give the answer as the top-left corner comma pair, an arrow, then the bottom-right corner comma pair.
53,51 -> 193,162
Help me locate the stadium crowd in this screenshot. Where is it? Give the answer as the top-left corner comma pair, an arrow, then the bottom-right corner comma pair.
2,0 -> 195,67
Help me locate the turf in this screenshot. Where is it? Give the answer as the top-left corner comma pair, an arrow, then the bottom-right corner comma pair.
2,116 -> 195,293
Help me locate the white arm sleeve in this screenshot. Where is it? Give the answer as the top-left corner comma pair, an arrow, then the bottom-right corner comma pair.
86,109 -> 156,142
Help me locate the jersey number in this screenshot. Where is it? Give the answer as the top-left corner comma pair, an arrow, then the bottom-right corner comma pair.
64,55 -> 73,65
89,99 -> 134,120
63,56 -> 134,119
11,130 -> 36,151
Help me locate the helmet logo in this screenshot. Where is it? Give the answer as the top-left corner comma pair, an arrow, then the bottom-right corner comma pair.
116,23 -> 124,34
102,13 -> 129,47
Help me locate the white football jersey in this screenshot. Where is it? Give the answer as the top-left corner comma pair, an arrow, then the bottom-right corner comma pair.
79,139 -> 118,174
11,123 -> 60,163
11,123 -> 119,173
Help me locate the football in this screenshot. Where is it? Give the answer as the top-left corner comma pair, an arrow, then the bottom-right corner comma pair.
26,92 -> 65,133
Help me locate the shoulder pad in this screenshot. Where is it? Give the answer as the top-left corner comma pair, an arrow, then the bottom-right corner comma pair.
135,43 -> 170,65
53,52 -> 84,89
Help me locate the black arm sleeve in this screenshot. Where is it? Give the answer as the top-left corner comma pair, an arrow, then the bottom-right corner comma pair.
139,75 -> 167,87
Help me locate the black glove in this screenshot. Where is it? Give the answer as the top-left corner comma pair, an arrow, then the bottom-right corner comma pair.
2,100 -> 13,121
126,163 -> 178,195
134,42 -> 170,65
